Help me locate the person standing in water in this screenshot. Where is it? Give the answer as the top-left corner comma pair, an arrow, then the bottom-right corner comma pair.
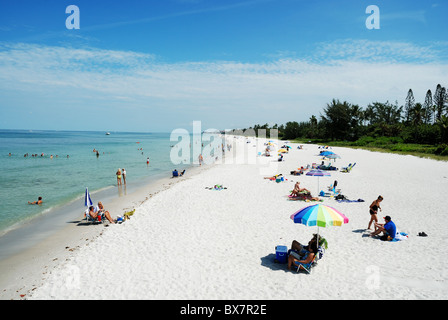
122,168 -> 126,185
116,168 -> 122,186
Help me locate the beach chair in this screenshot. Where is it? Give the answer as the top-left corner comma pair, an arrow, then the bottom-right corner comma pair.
84,210 -> 103,224
293,254 -> 317,274
327,180 -> 341,194
345,162 -> 356,173
341,163 -> 356,173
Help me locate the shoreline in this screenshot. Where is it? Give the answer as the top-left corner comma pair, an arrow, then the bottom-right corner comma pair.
0,161 -> 209,300
3,136 -> 448,300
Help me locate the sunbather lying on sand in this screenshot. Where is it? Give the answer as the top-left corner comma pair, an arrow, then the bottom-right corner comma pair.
264,174 -> 282,180
290,168 -> 304,175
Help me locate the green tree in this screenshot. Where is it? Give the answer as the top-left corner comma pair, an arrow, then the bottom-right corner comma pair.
320,99 -> 353,140
283,121 -> 300,140
365,101 -> 402,125
410,103 -> 424,126
434,84 -> 447,121
404,89 -> 415,123
423,89 -> 433,124
438,115 -> 448,143
309,115 -> 318,138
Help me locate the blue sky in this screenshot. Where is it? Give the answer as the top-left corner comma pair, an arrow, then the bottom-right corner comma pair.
0,0 -> 447,132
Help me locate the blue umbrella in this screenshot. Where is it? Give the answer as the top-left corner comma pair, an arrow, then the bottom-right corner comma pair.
325,153 -> 341,162
319,151 -> 335,156
85,187 -> 93,207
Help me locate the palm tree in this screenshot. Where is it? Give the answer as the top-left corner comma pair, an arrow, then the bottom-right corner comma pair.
411,103 -> 424,126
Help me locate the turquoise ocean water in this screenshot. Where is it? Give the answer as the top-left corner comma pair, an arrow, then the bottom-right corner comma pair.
0,130 -> 197,236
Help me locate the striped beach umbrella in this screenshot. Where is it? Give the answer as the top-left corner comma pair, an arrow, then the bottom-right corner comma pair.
290,204 -> 349,227
84,187 -> 93,207
290,204 -> 349,248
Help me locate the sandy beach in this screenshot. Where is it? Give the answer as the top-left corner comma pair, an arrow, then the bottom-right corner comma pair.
2,136 -> 448,300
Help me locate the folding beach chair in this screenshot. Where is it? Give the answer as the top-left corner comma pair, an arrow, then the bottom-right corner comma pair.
293,254 -> 317,274
84,209 -> 103,224
341,163 -> 356,173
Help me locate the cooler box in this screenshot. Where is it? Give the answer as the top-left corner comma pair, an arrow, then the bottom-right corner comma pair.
275,245 -> 288,263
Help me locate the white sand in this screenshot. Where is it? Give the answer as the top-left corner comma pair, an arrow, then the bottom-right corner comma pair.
14,137 -> 448,299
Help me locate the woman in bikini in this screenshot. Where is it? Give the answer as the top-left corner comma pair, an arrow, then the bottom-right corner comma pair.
116,169 -> 122,186
368,195 -> 383,230
290,182 -> 310,197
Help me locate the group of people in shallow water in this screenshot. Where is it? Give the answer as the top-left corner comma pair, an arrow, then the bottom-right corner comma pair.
116,168 -> 127,186
11,153 -> 70,159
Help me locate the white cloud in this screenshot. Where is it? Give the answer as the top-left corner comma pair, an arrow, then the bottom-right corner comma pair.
0,41 -> 447,131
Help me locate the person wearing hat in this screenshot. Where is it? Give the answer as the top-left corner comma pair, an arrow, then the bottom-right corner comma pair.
370,216 -> 396,240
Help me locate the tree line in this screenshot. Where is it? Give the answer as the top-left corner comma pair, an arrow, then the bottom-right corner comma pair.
239,83 -> 448,156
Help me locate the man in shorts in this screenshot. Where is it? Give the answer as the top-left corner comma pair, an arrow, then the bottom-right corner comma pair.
370,215 -> 396,240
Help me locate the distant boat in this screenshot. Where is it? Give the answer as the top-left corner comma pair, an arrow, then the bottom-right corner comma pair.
106,132 -> 111,135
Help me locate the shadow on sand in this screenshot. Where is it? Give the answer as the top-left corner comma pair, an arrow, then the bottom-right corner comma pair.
260,253 -> 289,272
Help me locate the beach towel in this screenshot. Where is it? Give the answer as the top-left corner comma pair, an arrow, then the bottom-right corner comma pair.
206,185 -> 227,190
336,199 -> 365,203
391,232 -> 408,242
288,196 -> 323,202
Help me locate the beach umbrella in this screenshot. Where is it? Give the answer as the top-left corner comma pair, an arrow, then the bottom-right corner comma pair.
319,151 -> 335,156
290,204 -> 349,248
84,187 -> 93,207
290,204 -> 349,227
306,169 -> 331,194
325,154 -> 341,162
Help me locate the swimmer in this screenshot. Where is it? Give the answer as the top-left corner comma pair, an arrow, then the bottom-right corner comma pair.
28,197 -> 43,205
